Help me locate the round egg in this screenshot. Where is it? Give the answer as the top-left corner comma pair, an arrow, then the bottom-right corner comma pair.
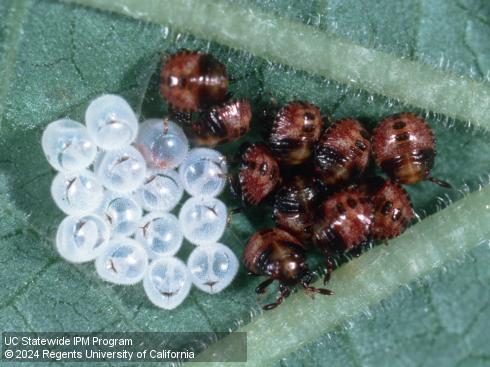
95,238 -> 148,285
178,197 -> 227,245
95,146 -> 147,193
143,257 -> 191,310
98,193 -> 142,238
134,169 -> 183,212
179,148 -> 228,198
85,94 -> 138,150
51,170 -> 104,215
187,243 -> 238,294
56,214 -> 110,263
135,118 -> 189,170
135,212 -> 183,259
42,119 -> 96,172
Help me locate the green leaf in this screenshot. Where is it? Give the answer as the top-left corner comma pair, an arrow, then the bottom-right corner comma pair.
0,0 -> 489,366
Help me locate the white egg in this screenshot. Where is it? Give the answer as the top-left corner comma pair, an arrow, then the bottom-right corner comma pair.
135,118 -> 188,170
134,169 -> 183,212
143,257 -> 191,310
95,146 -> 146,193
135,212 -> 183,259
85,94 -> 138,150
187,243 -> 238,294
178,197 -> 227,245
42,119 -> 96,172
179,148 -> 228,198
98,193 -> 142,238
56,214 -> 110,263
51,170 -> 104,215
95,238 -> 148,285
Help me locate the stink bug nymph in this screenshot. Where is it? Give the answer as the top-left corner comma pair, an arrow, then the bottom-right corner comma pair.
160,50 -> 229,112
244,228 -> 333,310
372,113 -> 450,187
312,187 -> 373,282
269,101 -> 323,166
314,118 -> 371,187
370,179 -> 414,240
236,143 -> 281,205
190,99 -> 252,146
273,175 -> 323,242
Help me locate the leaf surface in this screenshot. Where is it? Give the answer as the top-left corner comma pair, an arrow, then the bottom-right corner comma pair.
0,1 -> 489,366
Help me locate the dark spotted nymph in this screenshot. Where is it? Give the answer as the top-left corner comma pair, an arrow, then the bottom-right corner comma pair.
312,187 -> 373,282
190,99 -> 252,146
273,175 -> 323,242
372,113 -> 450,188
243,228 -> 333,310
236,143 -> 281,205
369,178 -> 415,240
269,101 -> 324,166
160,50 -> 228,112
314,118 -> 371,188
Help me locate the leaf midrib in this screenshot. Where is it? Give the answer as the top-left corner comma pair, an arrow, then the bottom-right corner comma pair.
63,0 -> 490,130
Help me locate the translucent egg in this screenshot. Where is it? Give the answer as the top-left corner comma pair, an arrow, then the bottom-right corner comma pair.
187,243 -> 238,294
95,238 -> 148,285
135,212 -> 183,259
98,193 -> 142,238
95,146 -> 147,192
179,148 -> 228,198
85,94 -> 138,150
135,118 -> 189,169
51,170 -> 104,214
134,169 -> 183,212
42,119 -> 96,172
143,257 -> 191,310
56,214 -> 110,263
178,197 -> 227,245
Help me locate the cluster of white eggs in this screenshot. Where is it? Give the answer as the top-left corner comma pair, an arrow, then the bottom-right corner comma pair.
42,94 -> 239,310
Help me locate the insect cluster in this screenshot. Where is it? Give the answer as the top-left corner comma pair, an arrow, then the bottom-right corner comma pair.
253,113 -> 451,309
160,50 -> 451,310
43,49 -> 450,312
42,94 -> 239,310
